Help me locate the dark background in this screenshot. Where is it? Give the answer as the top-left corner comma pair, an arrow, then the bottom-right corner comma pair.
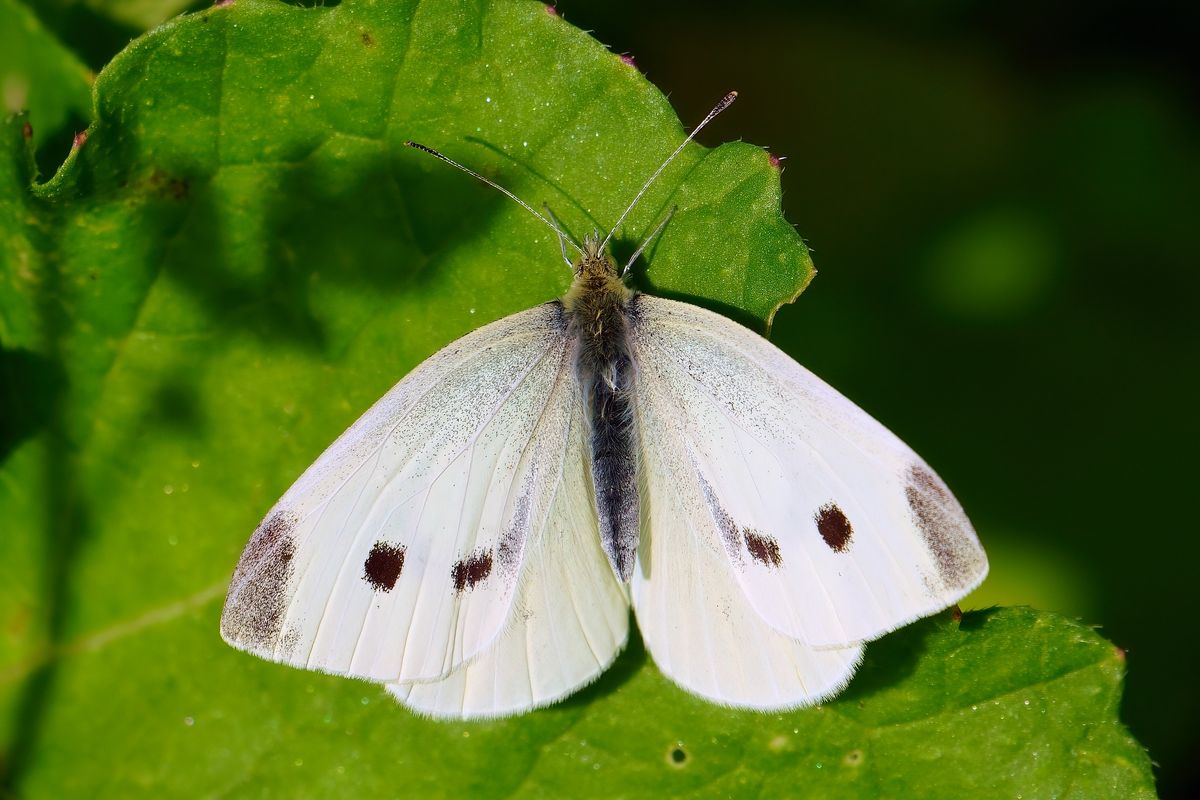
17,0 -> 1200,795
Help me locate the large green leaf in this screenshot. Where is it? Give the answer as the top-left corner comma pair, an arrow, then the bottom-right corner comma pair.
0,0 -> 1154,796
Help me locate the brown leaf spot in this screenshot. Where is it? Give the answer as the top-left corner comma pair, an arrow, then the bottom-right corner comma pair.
452,549 -> 493,593
363,542 -> 405,592
361,30 -> 374,46
905,464 -> 984,589
744,529 -> 783,568
815,502 -> 853,553
72,130 -> 87,150
221,511 -> 297,648
21,121 -> 32,140
166,178 -> 189,200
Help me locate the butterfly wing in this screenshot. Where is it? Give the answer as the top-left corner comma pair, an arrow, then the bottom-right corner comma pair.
220,302 -> 617,686
629,295 -> 987,654
385,404 -> 629,718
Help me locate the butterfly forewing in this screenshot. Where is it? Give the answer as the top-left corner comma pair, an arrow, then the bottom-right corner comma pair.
221,303 -> 586,683
629,296 -> 987,650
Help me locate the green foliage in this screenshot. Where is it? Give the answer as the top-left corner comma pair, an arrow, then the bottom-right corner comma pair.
0,0 -> 1155,796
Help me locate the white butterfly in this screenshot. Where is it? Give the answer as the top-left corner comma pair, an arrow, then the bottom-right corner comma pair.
220,92 -> 987,719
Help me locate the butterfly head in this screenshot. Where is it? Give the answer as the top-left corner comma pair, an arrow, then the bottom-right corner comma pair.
577,233 -> 617,275
563,234 -> 630,315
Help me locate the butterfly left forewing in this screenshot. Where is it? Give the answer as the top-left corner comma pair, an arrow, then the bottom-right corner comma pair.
630,296 -> 987,650
221,304 -> 580,684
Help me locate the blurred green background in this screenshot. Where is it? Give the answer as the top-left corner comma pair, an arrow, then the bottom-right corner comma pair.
5,0 -> 1197,795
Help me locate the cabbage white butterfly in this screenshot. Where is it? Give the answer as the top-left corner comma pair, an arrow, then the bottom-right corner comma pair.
220,92 -> 987,718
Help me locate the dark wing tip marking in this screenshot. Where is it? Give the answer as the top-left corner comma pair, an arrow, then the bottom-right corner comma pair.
744,529 -> 783,568
815,502 -> 853,553
452,548 -> 494,593
905,464 -> 985,588
221,510 -> 298,648
363,542 -> 406,592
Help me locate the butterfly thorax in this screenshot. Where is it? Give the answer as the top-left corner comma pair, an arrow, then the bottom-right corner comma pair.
562,238 -> 633,368
561,236 -> 640,582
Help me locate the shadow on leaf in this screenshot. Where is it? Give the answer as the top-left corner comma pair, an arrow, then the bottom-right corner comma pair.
835,612 -> 949,704
557,614 -> 649,711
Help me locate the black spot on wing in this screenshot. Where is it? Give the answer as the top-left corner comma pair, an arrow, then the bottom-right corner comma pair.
905,464 -> 984,588
221,510 -> 297,649
452,549 -> 494,593
815,502 -> 853,553
744,529 -> 783,568
363,542 -> 405,592
698,473 -> 784,568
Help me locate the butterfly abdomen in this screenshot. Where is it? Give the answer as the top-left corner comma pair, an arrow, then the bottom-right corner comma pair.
564,245 -> 640,582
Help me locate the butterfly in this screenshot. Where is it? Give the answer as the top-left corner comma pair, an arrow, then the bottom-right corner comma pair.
220,92 -> 987,718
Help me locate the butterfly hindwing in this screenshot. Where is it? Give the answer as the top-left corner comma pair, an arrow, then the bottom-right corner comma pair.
386,395 -> 629,718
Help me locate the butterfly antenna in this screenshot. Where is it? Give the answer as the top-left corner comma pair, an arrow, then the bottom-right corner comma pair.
623,205 -> 676,277
599,91 -> 737,251
543,203 -> 579,268
404,140 -> 583,255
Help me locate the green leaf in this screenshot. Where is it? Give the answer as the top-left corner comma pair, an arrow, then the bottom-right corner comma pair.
0,0 -> 93,156
0,0 -> 1153,797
